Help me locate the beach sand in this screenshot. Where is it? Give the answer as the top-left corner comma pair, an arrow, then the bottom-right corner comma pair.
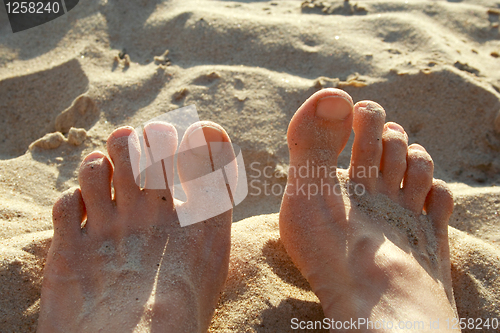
0,0 -> 499,331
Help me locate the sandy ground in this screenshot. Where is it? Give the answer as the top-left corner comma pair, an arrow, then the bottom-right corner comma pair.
0,0 -> 500,331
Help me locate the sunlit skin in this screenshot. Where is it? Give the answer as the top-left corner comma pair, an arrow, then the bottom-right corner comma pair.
280,88 -> 459,332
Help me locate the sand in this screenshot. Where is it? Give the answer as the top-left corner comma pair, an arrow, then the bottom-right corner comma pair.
0,0 -> 499,331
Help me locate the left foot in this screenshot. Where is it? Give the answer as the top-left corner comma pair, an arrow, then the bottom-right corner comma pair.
38,121 -> 235,332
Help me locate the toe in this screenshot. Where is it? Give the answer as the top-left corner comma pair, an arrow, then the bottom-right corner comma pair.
202,122 -> 238,199
378,122 -> 408,197
143,122 -> 178,209
106,127 -> 141,207
176,121 -> 234,227
52,187 -> 85,242
424,179 -> 454,301
424,179 -> 453,235
349,101 -> 386,193
78,151 -> 114,230
288,88 -> 353,168
401,144 -> 434,213
280,89 -> 354,285
283,88 -> 353,226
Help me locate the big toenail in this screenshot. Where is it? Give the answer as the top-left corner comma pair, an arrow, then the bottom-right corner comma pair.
188,126 -> 224,153
316,96 -> 352,120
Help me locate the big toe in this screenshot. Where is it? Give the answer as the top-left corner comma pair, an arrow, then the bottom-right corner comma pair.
282,88 -> 353,227
176,121 -> 236,227
287,88 -> 353,171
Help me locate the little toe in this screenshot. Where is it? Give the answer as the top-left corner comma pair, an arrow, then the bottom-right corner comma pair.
78,151 -> 114,230
143,122 -> 178,209
52,187 -> 85,243
106,127 -> 141,207
402,144 -> 434,213
176,121 -> 234,226
424,179 -> 453,239
379,122 -> 408,197
349,101 -> 386,193
424,179 -> 454,302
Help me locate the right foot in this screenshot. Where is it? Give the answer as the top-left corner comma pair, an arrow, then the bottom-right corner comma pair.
280,89 -> 459,331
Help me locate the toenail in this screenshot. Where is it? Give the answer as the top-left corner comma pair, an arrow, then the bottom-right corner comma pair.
386,123 -> 405,134
316,96 -> 352,120
355,101 -> 385,116
144,122 -> 176,147
408,144 -> 426,152
144,122 -> 172,135
85,152 -> 104,162
112,128 -> 133,138
188,126 -> 224,153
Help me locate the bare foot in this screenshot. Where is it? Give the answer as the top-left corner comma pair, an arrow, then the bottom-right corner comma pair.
280,89 -> 459,332
37,121 -> 235,332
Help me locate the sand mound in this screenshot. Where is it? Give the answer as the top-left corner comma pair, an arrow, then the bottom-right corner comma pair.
0,231 -> 51,332
1,215 -> 499,332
